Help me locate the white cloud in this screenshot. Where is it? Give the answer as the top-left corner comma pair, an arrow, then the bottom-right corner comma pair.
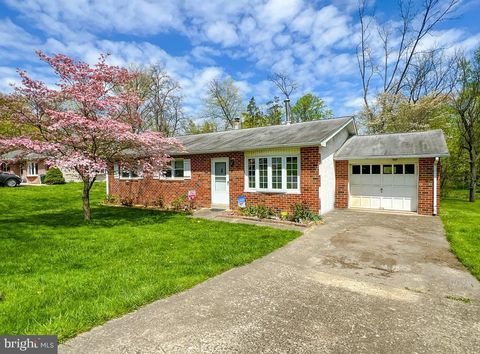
205,21 -> 239,47
2,0 -> 480,119
5,0 -> 184,37
258,0 -> 304,25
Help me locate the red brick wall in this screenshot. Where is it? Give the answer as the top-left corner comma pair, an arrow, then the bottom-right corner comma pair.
108,152 -> 241,208
108,147 -> 321,213
418,157 -> 441,215
334,160 -> 349,208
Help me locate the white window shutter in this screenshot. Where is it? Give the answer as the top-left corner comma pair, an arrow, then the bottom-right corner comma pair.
183,159 -> 191,179
113,162 -> 120,179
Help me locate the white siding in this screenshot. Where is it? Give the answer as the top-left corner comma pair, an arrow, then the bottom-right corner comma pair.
319,128 -> 350,215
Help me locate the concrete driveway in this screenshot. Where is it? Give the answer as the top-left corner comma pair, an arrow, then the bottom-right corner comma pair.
61,210 -> 480,354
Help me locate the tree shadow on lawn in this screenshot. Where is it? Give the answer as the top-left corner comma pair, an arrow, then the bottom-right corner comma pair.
2,205 -> 182,238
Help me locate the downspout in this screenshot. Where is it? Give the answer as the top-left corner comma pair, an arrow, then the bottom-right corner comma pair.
433,157 -> 439,215
105,168 -> 109,197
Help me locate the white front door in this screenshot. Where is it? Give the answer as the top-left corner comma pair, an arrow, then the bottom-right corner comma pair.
211,158 -> 229,207
349,160 -> 418,212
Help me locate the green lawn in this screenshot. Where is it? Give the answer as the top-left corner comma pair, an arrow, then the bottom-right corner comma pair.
441,190 -> 480,281
0,183 -> 300,341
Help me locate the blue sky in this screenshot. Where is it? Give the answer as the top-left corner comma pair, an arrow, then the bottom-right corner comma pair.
1,0 -> 479,119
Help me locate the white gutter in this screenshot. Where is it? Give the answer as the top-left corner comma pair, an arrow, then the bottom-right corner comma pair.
433,157 -> 439,215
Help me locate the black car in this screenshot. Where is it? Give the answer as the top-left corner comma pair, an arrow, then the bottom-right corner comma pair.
0,172 -> 22,187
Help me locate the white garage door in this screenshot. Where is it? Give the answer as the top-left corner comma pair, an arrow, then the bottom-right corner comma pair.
349,161 -> 418,212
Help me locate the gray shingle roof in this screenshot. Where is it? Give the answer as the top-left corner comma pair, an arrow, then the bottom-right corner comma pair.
334,129 -> 449,160
175,116 -> 355,155
0,149 -> 45,161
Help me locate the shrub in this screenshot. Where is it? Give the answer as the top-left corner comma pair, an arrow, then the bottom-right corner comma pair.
104,194 -> 118,204
242,205 -> 274,219
171,194 -> 187,211
120,197 -> 133,207
44,167 -> 65,185
153,196 -> 165,208
291,202 -> 321,223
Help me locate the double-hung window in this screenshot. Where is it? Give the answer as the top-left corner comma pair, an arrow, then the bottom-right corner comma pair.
113,162 -> 143,179
164,159 -> 184,178
121,168 -> 140,179
27,162 -> 38,176
156,159 -> 191,180
245,156 -> 300,193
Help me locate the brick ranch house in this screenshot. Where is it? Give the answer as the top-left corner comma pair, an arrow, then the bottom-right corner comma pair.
0,150 -> 83,184
108,117 -> 449,216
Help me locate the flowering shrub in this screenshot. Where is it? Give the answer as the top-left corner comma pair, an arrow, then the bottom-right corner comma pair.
0,52 -> 181,220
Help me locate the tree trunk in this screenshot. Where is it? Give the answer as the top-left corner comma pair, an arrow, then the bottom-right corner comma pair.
82,180 -> 91,221
469,150 -> 477,202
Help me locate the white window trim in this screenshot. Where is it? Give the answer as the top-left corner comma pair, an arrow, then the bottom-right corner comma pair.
27,162 -> 39,177
119,163 -> 144,180
155,158 -> 191,181
244,155 -> 301,194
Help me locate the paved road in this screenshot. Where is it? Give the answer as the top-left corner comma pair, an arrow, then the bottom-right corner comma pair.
61,210 -> 480,353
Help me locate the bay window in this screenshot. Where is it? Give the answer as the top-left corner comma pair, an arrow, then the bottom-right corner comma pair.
245,155 -> 300,193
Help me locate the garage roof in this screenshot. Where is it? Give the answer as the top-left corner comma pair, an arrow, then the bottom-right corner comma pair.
174,116 -> 355,155
334,130 -> 449,160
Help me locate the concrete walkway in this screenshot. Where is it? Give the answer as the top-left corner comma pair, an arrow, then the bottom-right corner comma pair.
61,210 -> 480,354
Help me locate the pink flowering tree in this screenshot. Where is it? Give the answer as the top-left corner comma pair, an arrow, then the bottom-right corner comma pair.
0,52 -> 181,220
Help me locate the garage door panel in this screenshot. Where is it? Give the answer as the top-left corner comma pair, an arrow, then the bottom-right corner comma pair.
349,161 -> 417,212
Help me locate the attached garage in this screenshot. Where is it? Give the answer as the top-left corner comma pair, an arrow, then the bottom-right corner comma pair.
334,130 -> 449,215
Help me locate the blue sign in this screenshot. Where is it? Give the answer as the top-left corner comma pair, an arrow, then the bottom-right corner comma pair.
237,195 -> 246,208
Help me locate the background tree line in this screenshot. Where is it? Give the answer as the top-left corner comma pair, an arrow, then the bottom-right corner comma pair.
1,0 -> 477,201
356,0 -> 479,201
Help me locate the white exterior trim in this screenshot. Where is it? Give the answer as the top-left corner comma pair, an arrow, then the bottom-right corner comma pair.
243,154 -> 301,194
320,118 -> 357,147
320,127 -> 350,215
211,157 -> 230,207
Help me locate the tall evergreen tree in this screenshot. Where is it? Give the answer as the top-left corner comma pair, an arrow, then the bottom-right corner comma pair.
242,97 -> 265,128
